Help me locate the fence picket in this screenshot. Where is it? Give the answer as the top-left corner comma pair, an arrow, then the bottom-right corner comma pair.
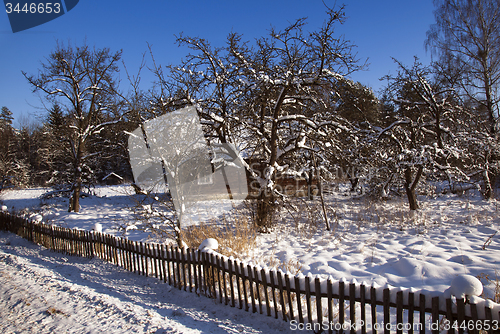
485,306 -> 493,334
349,282 -> 356,334
222,258 -> 229,305
247,264 -> 256,313
383,288 -> 390,334
113,236 -> 119,265
315,277 -> 322,327
151,245 -> 158,282
241,262 -> 249,312
174,246 -> 180,289
192,249 -> 198,293
396,291 -> 403,334
262,268 -> 271,316
182,248 -> 188,292
235,261 -> 243,309
339,280 -> 345,334
305,275 -> 313,324
254,267 -> 262,313
327,278 -> 333,334
409,292 -> 415,334
419,293 -> 426,334
456,298 -> 466,334
129,240 -> 136,273
160,245 -> 166,283
217,255 -> 223,302
228,259 -> 235,307
187,249 -> 193,292
470,302 -> 479,334
146,243 -> 153,277
285,273 -> 294,321
269,270 -> 279,319
164,246 -> 171,285
371,286 -> 377,334
432,296 -> 440,334
278,271 -> 287,321
360,283 -> 366,334
446,298 -> 455,334
295,275 -> 304,324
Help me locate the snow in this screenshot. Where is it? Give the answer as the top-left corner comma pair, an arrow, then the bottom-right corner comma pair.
94,223 -> 103,233
1,183 -> 500,328
450,274 -> 483,298
0,231 -> 289,334
199,238 -> 219,251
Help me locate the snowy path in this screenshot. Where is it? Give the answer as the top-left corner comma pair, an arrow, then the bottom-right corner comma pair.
0,231 -> 291,334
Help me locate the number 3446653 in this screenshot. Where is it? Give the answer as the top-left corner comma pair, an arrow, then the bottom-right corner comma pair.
5,3 -> 61,14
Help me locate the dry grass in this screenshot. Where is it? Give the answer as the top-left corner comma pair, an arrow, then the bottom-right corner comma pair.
477,271 -> 500,303
182,214 -> 257,259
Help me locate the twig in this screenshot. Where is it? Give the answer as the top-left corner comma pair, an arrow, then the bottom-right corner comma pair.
482,231 -> 498,250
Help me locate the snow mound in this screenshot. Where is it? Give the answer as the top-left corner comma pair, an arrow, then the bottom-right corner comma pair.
94,223 -> 102,233
448,255 -> 474,265
199,238 -> 218,251
31,214 -> 43,223
450,274 -> 483,298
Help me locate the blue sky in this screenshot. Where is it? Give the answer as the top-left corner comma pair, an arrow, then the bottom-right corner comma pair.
1,0 -> 436,125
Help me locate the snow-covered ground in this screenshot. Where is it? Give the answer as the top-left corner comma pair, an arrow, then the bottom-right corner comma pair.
1,184 -> 500,330
252,190 -> 500,298
0,231 -> 289,333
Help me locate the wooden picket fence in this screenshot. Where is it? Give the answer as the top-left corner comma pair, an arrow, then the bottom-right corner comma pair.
1,211 -> 499,334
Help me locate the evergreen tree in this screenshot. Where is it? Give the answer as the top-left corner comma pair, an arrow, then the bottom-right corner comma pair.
0,106 -> 14,129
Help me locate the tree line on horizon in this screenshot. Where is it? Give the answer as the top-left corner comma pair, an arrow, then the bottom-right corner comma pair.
0,0 -> 498,230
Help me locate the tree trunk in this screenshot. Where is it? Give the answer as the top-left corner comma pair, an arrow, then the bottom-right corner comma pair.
349,177 -> 359,192
316,165 -> 330,231
483,170 -> 493,199
69,139 -> 83,213
404,166 -> 423,211
255,191 -> 276,231
307,169 -> 314,200
69,168 -> 82,212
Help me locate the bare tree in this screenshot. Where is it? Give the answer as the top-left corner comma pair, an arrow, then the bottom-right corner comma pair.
24,42 -> 123,212
426,0 -> 500,135
145,5 -> 366,229
228,5 -> 365,227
